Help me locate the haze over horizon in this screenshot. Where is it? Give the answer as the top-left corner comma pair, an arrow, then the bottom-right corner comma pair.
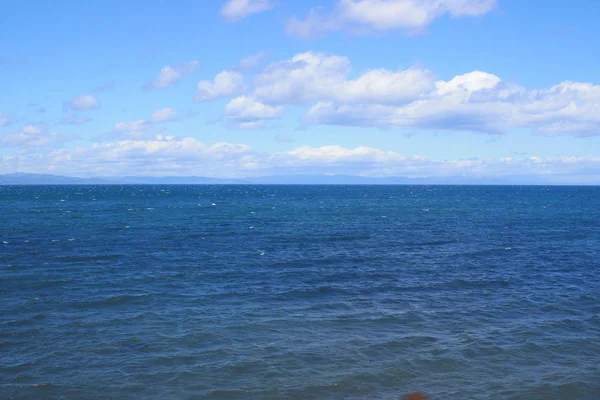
2,0 -> 600,183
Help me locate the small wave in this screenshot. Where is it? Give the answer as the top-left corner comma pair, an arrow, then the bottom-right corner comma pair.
55,254 -> 123,262
405,239 -> 457,246
273,285 -> 339,300
429,278 -> 513,291
78,293 -> 153,307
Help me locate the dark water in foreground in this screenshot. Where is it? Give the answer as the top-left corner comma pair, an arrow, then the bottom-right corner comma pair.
1,185 -> 599,400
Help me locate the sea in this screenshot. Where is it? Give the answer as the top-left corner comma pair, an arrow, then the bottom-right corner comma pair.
1,185 -> 599,400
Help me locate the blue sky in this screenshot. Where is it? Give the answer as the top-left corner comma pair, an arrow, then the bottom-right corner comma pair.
1,0 -> 600,182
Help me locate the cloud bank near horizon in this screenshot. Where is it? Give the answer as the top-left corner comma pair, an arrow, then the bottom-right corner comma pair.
2,135 -> 600,183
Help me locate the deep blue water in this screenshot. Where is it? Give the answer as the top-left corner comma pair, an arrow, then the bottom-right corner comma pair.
1,185 -> 599,400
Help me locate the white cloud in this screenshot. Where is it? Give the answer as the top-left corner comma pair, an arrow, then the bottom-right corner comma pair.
1,124 -> 74,149
151,108 -> 178,123
287,0 -> 497,37
435,70 -> 501,95
0,111 -> 10,127
283,145 -> 407,164
35,136 -> 253,177
254,52 -> 435,105
221,0 -> 273,22
304,74 -> 600,136
112,108 -> 182,139
144,61 -> 199,90
249,52 -> 600,137
225,96 -> 283,128
114,120 -> 149,136
67,95 -> 100,111
5,138 -> 600,183
195,70 -> 246,102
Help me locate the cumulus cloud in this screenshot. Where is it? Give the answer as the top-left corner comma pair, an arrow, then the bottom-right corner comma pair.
287,0 -> 497,38
246,52 -> 600,137
254,52 -> 435,105
65,95 -> 100,111
144,61 -> 199,90
195,70 -> 246,102
0,111 -> 10,127
304,73 -> 600,136
225,96 -> 283,128
221,0 -> 273,22
1,124 -> 75,149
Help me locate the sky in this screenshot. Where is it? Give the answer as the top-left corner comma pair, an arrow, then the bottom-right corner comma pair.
1,0 -> 600,183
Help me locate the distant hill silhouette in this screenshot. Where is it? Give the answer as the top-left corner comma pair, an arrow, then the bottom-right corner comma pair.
0,172 -> 562,185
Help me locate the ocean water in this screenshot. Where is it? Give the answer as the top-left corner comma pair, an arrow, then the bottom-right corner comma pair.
1,185 -> 599,400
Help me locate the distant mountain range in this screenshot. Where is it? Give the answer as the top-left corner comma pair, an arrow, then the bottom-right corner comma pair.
0,172 -> 565,185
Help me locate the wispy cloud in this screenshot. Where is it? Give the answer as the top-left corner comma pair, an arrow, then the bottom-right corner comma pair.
93,81 -> 115,93
1,124 -> 76,150
150,108 -> 179,123
110,108 -> 181,139
61,113 -> 93,125
221,0 -> 273,22
274,134 -> 296,143
143,61 -> 199,90
0,111 -> 11,127
234,52 -> 267,71
287,0 -> 497,38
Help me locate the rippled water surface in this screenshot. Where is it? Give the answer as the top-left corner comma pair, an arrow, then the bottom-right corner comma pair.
1,185 -> 599,399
